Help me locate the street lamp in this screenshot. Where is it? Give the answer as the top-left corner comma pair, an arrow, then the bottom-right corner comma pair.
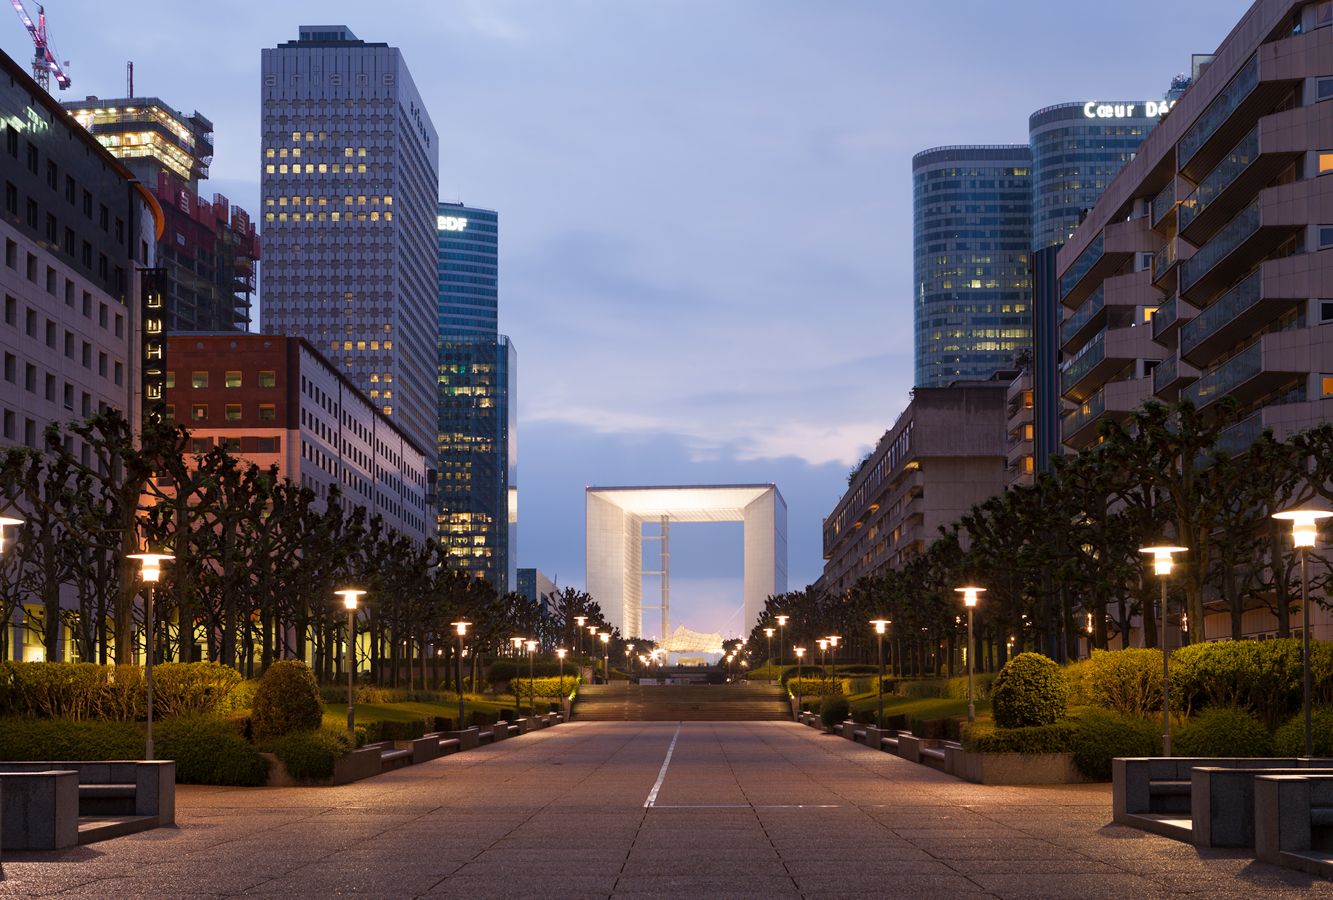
574,615 -> 587,659
793,647 -> 806,714
775,615 -> 789,678
625,644 -> 634,682
764,628 -> 775,684
1142,545 -> 1187,757
127,550 -> 174,761
599,632 -> 610,683
556,647 -> 567,705
1273,508 -> 1333,758
451,621 -> 470,730
510,637 -> 525,716
870,619 -> 890,728
954,587 -> 984,723
826,635 -> 840,697
817,639 -> 829,700
334,588 -> 366,733
525,640 -> 538,716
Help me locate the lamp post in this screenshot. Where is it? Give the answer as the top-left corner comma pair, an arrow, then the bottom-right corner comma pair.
826,635 -> 840,697
574,615 -> 587,660
764,628 -> 775,683
127,551 -> 174,761
954,587 -> 984,723
556,648 -> 567,704
525,640 -> 538,716
626,643 -> 634,682
334,588 -> 366,733
1272,508 -> 1332,758
1142,545 -> 1187,757
817,639 -> 829,699
510,637 -> 524,716
451,621 -> 470,730
870,619 -> 890,728
775,614 -> 788,679
599,632 -> 610,683
793,647 -> 805,714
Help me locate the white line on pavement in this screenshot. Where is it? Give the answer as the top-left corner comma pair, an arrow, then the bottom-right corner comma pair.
643,721 -> 683,808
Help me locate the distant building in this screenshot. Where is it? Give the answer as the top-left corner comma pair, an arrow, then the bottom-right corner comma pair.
163,333 -> 433,545
63,96 -> 260,332
437,202 -> 498,335
820,383 -> 1007,592
517,568 -> 559,617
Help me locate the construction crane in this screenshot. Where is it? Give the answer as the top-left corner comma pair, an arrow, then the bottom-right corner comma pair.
9,1 -> 70,92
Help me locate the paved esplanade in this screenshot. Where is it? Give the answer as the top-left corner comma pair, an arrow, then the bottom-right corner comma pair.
2,723 -> 1329,898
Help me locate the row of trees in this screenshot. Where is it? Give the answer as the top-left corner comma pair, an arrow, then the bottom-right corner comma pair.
0,412 -> 622,686
746,398 -> 1333,677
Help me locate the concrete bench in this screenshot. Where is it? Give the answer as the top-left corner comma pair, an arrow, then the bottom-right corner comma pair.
1113,758 -> 1333,842
0,770 -> 79,850
1256,774 -> 1333,877
0,760 -> 174,848
1194,765 -> 1333,848
896,735 -> 943,765
853,728 -> 867,743
430,728 -> 479,753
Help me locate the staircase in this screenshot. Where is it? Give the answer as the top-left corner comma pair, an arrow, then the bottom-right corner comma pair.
572,683 -> 791,721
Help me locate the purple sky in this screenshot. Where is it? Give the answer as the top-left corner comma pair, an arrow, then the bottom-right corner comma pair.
8,0 -> 1252,639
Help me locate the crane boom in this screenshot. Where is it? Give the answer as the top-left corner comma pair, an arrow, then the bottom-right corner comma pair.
9,1 -> 71,91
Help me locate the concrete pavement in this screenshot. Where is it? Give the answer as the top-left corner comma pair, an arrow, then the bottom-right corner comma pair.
1,721 -> 1329,898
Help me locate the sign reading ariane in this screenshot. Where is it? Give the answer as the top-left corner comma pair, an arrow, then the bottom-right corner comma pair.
1082,100 -> 1176,119
438,216 -> 468,231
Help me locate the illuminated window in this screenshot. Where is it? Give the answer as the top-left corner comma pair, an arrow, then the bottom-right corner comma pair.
344,341 -> 352,350
384,211 -> 391,221
318,164 -> 327,174
305,132 -> 314,141
1321,153 -> 1333,174
265,148 -> 275,158
1023,456 -> 1034,474
384,340 -> 392,350
266,213 -> 274,222
165,372 -> 175,389
259,371 -> 276,388
279,213 -> 287,221
384,196 -> 392,205
357,341 -> 366,350
266,198 -> 275,206
279,148 -> 288,158
305,164 -> 314,173
191,404 -> 207,421
371,211 -> 379,221
1024,424 -> 1033,440
258,404 -> 276,421
225,404 -> 241,421
279,164 -> 288,174
164,405 -> 174,421
370,340 -> 379,350
369,388 -> 379,398
278,197 -> 287,206
224,437 -> 241,452
291,132 -> 300,141
266,164 -> 275,174
331,212 -> 340,221
357,195 -> 366,206
344,147 -> 353,157
1324,376 -> 1333,396
318,131 -> 327,140
383,405 -> 392,415
357,148 -> 366,157
357,163 -> 366,173
192,372 -> 208,388
225,371 -> 242,388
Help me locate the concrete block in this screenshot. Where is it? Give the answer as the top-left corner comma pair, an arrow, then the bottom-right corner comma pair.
436,728 -> 479,752
395,737 -> 440,766
863,726 -> 884,752
0,771 -> 79,850
136,760 -> 175,824
490,721 -> 508,741
1193,767 -> 1333,848
1256,775 -> 1312,865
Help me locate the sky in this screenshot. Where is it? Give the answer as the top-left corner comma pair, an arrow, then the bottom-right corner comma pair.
6,0 -> 1253,639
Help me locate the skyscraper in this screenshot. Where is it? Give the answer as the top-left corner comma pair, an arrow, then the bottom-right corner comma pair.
259,26 -> 440,458
912,146 -> 1033,387
436,203 -> 516,593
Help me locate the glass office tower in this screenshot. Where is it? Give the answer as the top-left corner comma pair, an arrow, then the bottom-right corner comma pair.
912,145 -> 1033,387
436,202 -> 516,594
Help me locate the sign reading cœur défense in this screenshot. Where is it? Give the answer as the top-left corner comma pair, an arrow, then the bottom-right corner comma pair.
1082,100 -> 1177,119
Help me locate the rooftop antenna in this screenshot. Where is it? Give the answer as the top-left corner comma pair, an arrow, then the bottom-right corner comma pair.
127,61 -> 132,98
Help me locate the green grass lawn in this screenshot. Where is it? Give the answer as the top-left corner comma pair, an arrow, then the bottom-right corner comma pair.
811,691 -> 991,721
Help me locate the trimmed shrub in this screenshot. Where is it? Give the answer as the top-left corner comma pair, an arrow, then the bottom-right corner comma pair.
0,716 -> 145,760
961,720 -> 1078,754
788,678 -> 841,697
1172,639 -> 1303,728
262,727 -> 354,782
990,653 -> 1068,729
155,715 -> 270,786
820,696 -> 850,728
251,661 -> 323,741
1071,709 -> 1161,781
1079,649 -> 1164,718
0,661 -> 245,721
943,673 -> 996,702
514,676 -> 580,697
222,680 -> 260,713
151,663 -> 243,717
899,679 -> 949,699
1273,707 -> 1333,757
1175,706 -> 1271,758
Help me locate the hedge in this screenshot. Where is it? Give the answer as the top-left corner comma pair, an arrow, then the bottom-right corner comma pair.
262,727 -> 355,782
787,678 -> 841,697
0,661 -> 241,721
1174,706 -> 1271,757
991,653 -> 1068,728
820,696 -> 850,727
155,715 -> 270,786
0,716 -> 145,760
251,661 -> 323,741
961,720 -> 1078,754
1171,639 -> 1333,728
1070,709 -> 1161,780
1274,707 -> 1333,757
487,660 -> 585,683
513,676 -> 580,697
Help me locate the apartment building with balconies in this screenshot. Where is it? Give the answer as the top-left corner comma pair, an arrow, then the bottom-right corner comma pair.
1004,370 -> 1036,485
819,383 -> 1007,594
1059,0 -> 1333,461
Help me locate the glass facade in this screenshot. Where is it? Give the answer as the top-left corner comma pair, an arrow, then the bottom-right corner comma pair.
436,204 -> 516,594
1029,102 -> 1160,252
912,146 -> 1032,387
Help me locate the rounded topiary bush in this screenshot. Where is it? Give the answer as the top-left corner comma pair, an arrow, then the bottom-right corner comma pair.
1175,706 -> 1271,757
1273,707 -> 1333,757
820,695 -> 850,728
251,660 -> 324,742
990,653 -> 1068,729
155,715 -> 270,785
1071,709 -> 1161,780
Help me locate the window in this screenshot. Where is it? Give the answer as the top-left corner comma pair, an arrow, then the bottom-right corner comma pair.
98,204 -> 108,231
44,373 -> 54,401
3,353 -> 14,383
258,370 -> 276,388
24,363 -> 36,392
259,404 -> 276,421
98,352 -> 107,377
225,404 -> 241,421
224,437 -> 241,452
4,240 -> 13,269
114,361 -> 122,386
3,125 -> 14,157
64,331 -> 73,358
225,371 -> 242,388
165,371 -> 175,389
81,392 -> 90,416
23,418 -> 34,448
81,291 -> 91,318
25,308 -> 36,337
114,218 -> 123,244
81,241 -> 91,268
163,405 -> 174,422
45,160 -> 57,190
45,319 -> 55,348
192,372 -> 208,388
98,303 -> 107,328
4,295 -> 14,326
97,253 -> 107,280
2,410 -> 11,440
191,438 -> 209,454
1323,376 -> 1333,397
64,279 -> 73,307
81,341 -> 91,368
82,189 -> 92,218
25,198 -> 36,229
45,267 -> 55,295
191,405 -> 207,421
45,213 -> 56,242
1321,226 -> 1333,250
258,437 -> 277,453
114,313 -> 123,338
25,143 -> 37,174
64,175 -> 74,204
4,182 -> 14,215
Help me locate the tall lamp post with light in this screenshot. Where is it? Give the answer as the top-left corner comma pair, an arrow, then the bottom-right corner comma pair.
826,635 -> 840,696
334,589 -> 366,732
451,621 -> 471,729
600,632 -> 610,683
870,620 -> 890,728
764,628 -> 775,683
525,640 -> 538,715
1272,508 -> 1333,757
574,615 -> 587,660
954,587 -> 984,723
775,614 -> 788,676
1142,545 -> 1187,757
793,647 -> 805,715
816,639 -> 829,700
510,637 -> 525,716
556,648 -> 567,703
127,551 -> 174,760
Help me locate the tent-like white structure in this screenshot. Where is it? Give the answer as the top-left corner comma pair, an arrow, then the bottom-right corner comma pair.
657,625 -> 725,654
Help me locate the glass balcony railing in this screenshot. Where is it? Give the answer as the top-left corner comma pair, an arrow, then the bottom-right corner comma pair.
1062,388 -> 1106,441
1060,230 -> 1103,300
1153,354 -> 1178,395
1178,198 -> 1260,295
1152,295 -> 1178,340
1060,283 -> 1104,346
1214,411 -> 1265,456
1178,269 -> 1262,359
1178,126 -> 1259,233
1178,53 -> 1259,171
1061,332 -> 1105,395
1152,179 -> 1175,228
1183,342 -> 1262,408
1152,239 -> 1178,283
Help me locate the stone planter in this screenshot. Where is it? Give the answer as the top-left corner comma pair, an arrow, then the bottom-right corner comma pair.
262,746 -> 381,787
943,747 -> 1095,785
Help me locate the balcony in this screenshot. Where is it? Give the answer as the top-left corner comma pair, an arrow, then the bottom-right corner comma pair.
1060,231 -> 1103,305
1184,343 -> 1262,409
1181,335 -> 1304,410
1151,237 -> 1194,293
1177,197 -> 1300,304
1152,353 -> 1199,401
1061,326 -> 1147,402
1060,220 -> 1152,309
1061,333 -> 1105,398
1061,380 -> 1147,450
1060,283 -> 1104,352
1062,389 -> 1106,445
1178,269 -> 1266,366
1214,411 -> 1266,457
1151,179 -> 1177,235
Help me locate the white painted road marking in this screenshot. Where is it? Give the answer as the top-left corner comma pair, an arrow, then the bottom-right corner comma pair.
643,722 -> 683,808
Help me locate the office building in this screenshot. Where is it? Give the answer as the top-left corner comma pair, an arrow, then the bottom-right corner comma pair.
517,568 -> 559,618
1057,0 -> 1333,638
820,384 -> 1007,592
63,95 -> 260,332
912,146 -> 1033,387
258,26 -> 441,460
162,333 -> 433,544
437,201 -> 497,334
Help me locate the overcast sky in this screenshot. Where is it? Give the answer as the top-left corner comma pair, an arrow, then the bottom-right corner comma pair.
9,0 -> 1252,639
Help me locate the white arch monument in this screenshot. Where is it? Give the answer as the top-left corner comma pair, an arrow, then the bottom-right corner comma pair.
585,484 -> 787,640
